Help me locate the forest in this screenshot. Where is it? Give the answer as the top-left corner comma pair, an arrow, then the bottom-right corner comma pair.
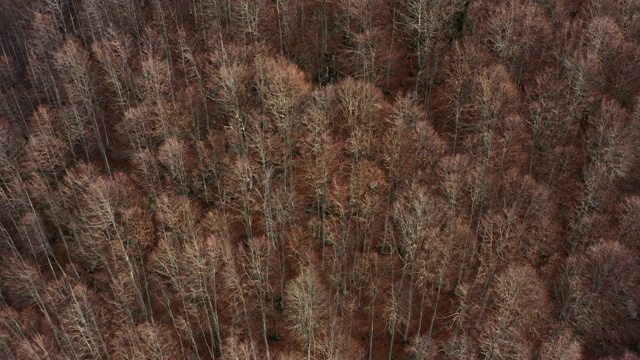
0,0 -> 639,358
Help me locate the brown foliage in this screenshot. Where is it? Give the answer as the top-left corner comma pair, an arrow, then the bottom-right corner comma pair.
2,1 -> 639,359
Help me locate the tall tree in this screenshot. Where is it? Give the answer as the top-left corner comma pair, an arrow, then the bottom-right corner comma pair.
304,85 -> 338,268
254,55 -> 310,198
285,264 -> 331,360
26,12 -> 62,107
400,0 -> 458,101
54,38 -> 111,174
483,0 -> 551,85
479,265 -> 551,360
92,27 -> 136,110
562,241 -> 640,350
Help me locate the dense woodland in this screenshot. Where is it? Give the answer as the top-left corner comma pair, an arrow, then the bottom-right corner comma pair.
0,0 -> 639,358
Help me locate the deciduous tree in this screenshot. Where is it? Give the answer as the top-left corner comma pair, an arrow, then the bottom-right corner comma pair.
54,38 -> 111,174
479,265 -> 551,360
562,241 -> 640,349
285,264 -> 331,360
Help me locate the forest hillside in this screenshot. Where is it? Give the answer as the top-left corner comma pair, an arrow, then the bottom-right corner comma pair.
1,0 -> 640,359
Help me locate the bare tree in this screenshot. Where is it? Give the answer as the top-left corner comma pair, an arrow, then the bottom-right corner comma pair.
0,254 -> 76,357
209,61 -> 252,155
130,149 -> 162,196
119,102 -> 166,153
540,328 -> 583,360
524,70 -> 565,176
105,0 -> 145,45
191,0 -> 226,50
175,27 -> 212,134
442,42 -> 474,154
231,0 -> 266,48
218,228 -> 259,360
620,195 -> 640,251
128,322 -> 182,359
138,47 -> 173,107
393,183 -> 443,343
158,136 -> 190,194
254,55 -> 310,197
45,279 -> 110,359
584,99 -> 632,183
17,211 -> 53,267
15,331 -> 59,359
54,38 -> 111,174
201,206 -> 259,360
484,0 -> 551,85
230,156 -> 257,240
59,165 -> 154,331
273,0 -> 298,55
22,107 -> 70,181
466,64 -> 517,164
92,27 -> 136,110
384,92 -> 421,188
472,207 -> 523,330
336,77 -> 383,160
400,0 -> 458,100
479,265 -> 551,360
566,99 -> 632,254
242,235 -> 275,360
81,0 -> 109,43
151,225 -> 223,358
26,12 -> 62,107
339,0 -> 386,83
151,196 -> 206,357
194,129 -> 229,205
438,155 -> 473,288
562,241 -> 639,349
304,85 -> 338,268
0,307 -> 49,359
285,264 -> 331,360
